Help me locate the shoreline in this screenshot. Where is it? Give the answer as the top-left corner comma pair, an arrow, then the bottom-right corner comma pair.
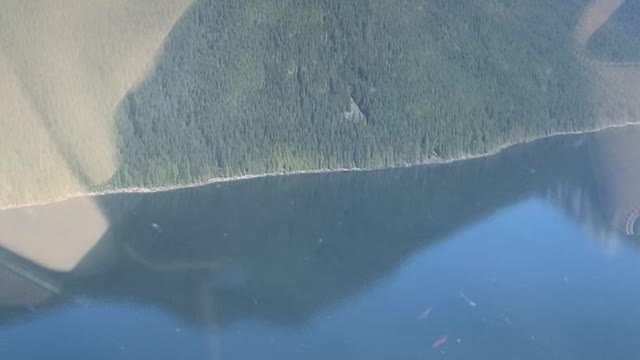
2,121 -> 639,211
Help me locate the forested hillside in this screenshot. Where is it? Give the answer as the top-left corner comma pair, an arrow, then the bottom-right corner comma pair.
108,0 -> 598,188
587,0 -> 640,62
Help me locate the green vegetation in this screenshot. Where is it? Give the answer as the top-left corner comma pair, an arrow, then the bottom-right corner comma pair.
587,0 -> 640,62
108,0 -> 597,188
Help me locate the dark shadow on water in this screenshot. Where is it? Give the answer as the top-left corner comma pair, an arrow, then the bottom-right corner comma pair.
30,131 -> 585,325
3,125 -> 640,330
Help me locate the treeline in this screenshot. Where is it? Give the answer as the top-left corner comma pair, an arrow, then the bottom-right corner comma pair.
587,0 -> 640,62
106,0 -> 596,189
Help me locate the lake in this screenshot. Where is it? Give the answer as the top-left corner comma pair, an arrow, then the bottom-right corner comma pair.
1,126 -> 640,359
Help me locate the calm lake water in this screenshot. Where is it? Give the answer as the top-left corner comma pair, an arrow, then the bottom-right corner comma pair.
2,126 -> 640,359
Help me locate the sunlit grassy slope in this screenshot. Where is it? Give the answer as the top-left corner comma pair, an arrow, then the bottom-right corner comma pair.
0,0 -> 190,206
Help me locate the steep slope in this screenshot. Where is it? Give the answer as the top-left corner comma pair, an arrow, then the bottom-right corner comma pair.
111,0 -> 598,188
4,0 -> 639,205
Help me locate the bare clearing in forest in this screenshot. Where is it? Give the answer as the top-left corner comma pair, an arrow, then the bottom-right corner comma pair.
575,0 -> 625,46
575,0 -> 640,126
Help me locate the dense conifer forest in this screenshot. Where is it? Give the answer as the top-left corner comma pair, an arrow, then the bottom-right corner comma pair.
108,0 -> 597,188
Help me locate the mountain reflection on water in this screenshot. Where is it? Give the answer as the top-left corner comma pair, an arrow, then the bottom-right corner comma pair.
1,125 -> 640,359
